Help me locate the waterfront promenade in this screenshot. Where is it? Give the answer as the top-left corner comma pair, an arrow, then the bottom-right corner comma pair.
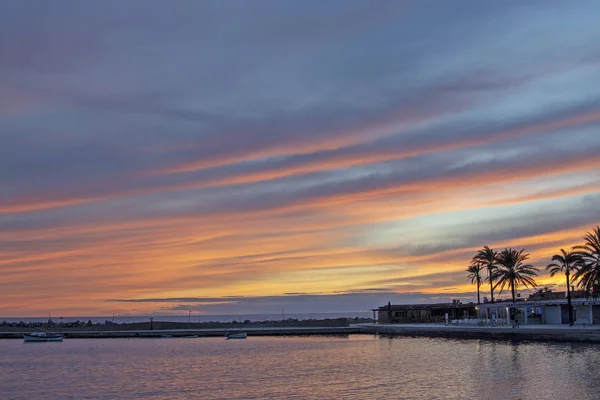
363,322 -> 600,343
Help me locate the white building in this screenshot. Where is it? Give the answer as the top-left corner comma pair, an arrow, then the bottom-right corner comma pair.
475,298 -> 600,325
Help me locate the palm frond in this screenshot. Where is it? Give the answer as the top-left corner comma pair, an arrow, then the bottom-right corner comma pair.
573,227 -> 600,295
494,247 -> 538,300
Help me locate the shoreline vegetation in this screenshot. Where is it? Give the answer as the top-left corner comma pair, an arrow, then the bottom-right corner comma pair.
0,317 -> 372,335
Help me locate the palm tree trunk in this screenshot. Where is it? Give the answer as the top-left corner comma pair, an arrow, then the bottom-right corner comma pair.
511,278 -> 516,302
566,273 -> 573,326
488,268 -> 494,304
477,283 -> 480,304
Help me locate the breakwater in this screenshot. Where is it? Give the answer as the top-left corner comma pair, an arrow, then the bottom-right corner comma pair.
0,317 -> 369,339
1,326 -> 363,339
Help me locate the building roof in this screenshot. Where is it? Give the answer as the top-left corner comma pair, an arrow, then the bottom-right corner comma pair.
374,302 -> 476,311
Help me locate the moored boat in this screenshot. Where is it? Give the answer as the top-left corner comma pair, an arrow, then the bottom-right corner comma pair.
23,332 -> 64,342
225,332 -> 247,339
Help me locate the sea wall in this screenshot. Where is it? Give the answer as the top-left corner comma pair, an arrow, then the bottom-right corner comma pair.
0,318 -> 370,339
0,326 -> 363,339
367,324 -> 600,343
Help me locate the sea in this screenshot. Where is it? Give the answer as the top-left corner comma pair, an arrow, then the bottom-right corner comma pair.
1,335 -> 600,399
0,312 -> 372,324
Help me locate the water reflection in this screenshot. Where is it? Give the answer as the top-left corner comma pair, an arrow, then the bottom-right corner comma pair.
1,336 -> 599,399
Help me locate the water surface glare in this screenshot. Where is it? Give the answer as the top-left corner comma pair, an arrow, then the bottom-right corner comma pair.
1,335 -> 599,399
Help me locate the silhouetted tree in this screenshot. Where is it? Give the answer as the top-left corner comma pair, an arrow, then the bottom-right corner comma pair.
546,248 -> 582,326
574,226 -> 600,298
472,246 -> 498,303
466,263 -> 484,304
496,248 -> 539,302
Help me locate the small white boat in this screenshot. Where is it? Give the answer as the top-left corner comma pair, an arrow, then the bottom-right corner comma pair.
225,332 -> 247,340
23,332 -> 64,342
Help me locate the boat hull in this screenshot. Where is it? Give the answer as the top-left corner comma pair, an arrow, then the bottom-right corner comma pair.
23,333 -> 64,342
225,333 -> 247,339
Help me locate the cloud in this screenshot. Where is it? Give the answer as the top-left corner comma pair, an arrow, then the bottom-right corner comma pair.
1,1 -> 600,316
3,93 -> 600,216
107,291 -> 479,315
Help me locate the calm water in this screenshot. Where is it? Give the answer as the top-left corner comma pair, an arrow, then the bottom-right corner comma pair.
1,335 -> 599,399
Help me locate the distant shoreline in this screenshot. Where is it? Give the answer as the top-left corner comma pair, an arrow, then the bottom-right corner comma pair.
0,311 -> 372,324
0,317 -> 373,339
4,320 -> 600,343
1,326 -> 365,339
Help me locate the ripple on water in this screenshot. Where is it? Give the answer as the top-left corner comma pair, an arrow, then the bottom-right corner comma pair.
1,336 -> 600,400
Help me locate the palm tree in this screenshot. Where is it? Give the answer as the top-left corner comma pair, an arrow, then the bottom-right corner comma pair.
546,249 -> 582,326
574,226 -> 600,298
472,246 -> 498,303
466,263 -> 484,304
495,248 -> 539,302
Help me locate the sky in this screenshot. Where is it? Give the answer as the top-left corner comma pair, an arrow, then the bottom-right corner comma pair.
1,0 -> 600,317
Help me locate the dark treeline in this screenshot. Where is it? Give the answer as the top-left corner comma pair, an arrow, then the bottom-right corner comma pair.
1,317 -> 373,331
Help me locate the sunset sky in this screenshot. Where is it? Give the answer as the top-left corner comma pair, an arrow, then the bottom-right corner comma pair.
2,1 -> 600,317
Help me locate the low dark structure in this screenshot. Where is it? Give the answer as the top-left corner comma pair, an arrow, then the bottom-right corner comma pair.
375,300 -> 477,324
